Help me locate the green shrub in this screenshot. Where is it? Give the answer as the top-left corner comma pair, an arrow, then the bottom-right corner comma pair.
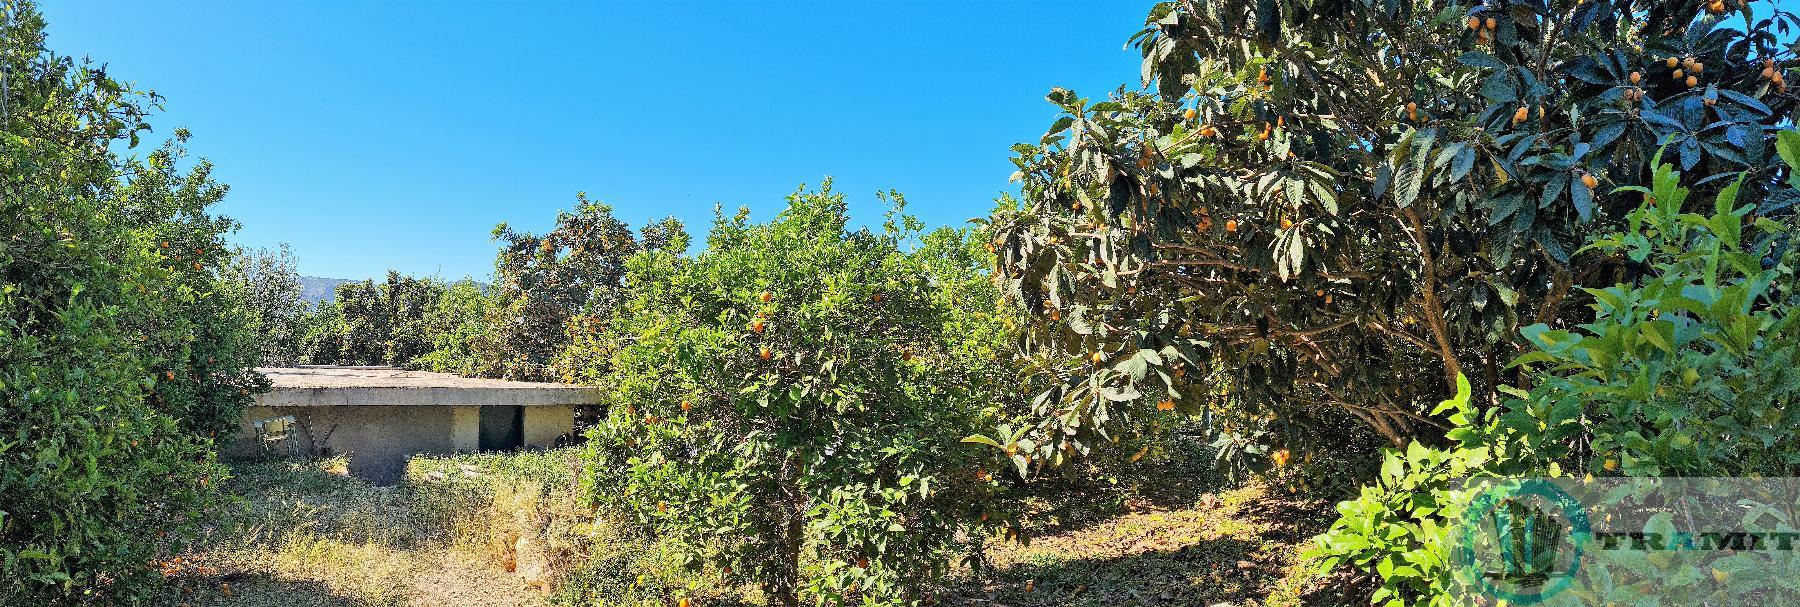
1306,378 -> 1490,607
573,184 -> 1002,607
1,3 -> 254,602
1309,134 -> 1800,605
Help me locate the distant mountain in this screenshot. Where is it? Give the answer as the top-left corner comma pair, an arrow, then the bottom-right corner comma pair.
299,276 -> 355,305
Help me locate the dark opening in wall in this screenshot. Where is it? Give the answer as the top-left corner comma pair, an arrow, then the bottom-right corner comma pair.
478,405 -> 523,451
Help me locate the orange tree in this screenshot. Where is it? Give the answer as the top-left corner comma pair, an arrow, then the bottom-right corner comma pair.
2,1 -> 256,601
573,184 -> 1003,607
979,0 -> 1799,468
297,272 -> 447,367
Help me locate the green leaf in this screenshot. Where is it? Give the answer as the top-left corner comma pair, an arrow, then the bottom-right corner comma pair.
1455,51 -> 1505,69
960,434 -> 1002,448
1776,130 -> 1800,181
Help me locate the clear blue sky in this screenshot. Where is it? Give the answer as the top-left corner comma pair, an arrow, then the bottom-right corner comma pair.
39,1 -> 1147,281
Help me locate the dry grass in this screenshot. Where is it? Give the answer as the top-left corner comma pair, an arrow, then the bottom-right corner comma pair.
159,448 -> 1340,607
160,455 -> 554,607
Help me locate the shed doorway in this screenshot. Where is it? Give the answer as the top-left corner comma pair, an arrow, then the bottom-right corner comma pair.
478,405 -> 523,451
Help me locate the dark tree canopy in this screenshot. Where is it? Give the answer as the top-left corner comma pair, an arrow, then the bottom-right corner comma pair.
985,0 -> 1799,466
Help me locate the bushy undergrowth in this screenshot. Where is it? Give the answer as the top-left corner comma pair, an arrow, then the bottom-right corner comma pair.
1311,138 -> 1800,605
2,4 -> 261,603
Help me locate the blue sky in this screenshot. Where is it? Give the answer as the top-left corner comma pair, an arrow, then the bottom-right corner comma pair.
39,1 -> 1147,281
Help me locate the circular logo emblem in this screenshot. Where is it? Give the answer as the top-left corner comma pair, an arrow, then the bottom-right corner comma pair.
1454,478 -> 1590,604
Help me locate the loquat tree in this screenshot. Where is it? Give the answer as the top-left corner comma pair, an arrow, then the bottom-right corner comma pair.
485,197 -> 656,381
980,0 -> 1800,471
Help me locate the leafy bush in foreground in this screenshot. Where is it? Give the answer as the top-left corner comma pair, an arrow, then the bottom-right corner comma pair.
2,2 -> 254,602
1310,137 -> 1800,605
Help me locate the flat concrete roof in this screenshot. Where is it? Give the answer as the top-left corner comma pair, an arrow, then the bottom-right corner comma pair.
254,366 -> 603,408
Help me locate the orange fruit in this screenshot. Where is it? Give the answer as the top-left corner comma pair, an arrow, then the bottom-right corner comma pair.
1405,101 -> 1418,121
752,319 -> 765,333
1672,68 -> 1684,80
1512,105 -> 1529,124
1666,57 -> 1679,68
1183,108 -> 1196,120
1280,217 -> 1294,230
1629,71 -> 1641,84
1224,219 -> 1238,232
1686,75 -> 1698,87
1581,174 -> 1598,189
872,293 -> 884,303
658,501 -> 668,513
681,400 -> 692,411
1090,352 -> 1104,364
1156,400 -> 1175,411
857,556 -> 869,569
1467,15 -> 1480,29
758,347 -> 772,360
1025,580 -> 1036,593
1485,16 -> 1496,30
679,599 -> 691,607
1199,124 -> 1216,137
758,291 -> 772,302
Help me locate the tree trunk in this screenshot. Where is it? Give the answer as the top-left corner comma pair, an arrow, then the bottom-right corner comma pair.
772,454 -> 804,607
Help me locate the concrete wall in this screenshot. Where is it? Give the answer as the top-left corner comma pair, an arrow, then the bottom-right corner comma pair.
231,404 -> 577,485
524,405 -> 575,447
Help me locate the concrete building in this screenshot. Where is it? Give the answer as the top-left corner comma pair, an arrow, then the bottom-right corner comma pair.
230,366 -> 601,483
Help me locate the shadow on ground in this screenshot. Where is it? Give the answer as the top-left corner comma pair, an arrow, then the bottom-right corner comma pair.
939,473 -> 1342,607
174,571 -> 375,607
